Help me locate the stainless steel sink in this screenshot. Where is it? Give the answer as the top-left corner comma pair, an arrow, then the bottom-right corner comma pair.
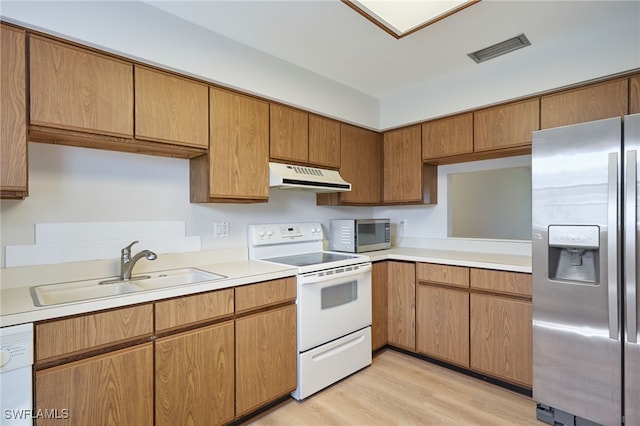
30,268 -> 226,306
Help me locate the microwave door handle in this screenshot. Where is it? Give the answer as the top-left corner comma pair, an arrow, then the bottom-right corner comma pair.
626,150 -> 637,343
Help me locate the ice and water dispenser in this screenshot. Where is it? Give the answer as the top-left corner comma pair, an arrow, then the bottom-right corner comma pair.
548,225 -> 600,284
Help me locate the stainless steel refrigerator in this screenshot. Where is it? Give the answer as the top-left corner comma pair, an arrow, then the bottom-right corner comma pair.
532,113 -> 639,426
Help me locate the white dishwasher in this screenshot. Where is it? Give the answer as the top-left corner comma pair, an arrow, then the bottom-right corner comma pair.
1,323 -> 33,426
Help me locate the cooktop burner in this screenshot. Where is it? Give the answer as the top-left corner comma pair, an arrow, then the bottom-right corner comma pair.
263,252 -> 360,267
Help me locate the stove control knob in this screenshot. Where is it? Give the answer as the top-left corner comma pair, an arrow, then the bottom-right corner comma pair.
258,231 -> 265,237
267,231 -> 273,237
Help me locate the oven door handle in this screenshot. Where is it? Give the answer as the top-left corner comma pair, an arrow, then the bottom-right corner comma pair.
299,263 -> 371,286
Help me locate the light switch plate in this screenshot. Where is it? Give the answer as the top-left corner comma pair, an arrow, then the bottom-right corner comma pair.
214,222 -> 229,238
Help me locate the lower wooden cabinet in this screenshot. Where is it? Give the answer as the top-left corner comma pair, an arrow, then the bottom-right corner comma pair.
470,293 -> 532,388
155,322 -> 235,426
387,261 -> 416,351
235,304 -> 297,417
35,343 -> 154,426
372,261 -> 388,351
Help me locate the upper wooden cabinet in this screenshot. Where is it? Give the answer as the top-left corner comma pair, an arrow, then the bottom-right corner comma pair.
134,66 -> 209,148
1,24 -> 28,199
541,78 -> 628,129
308,114 -> 340,168
190,88 -> 270,203
630,74 -> 640,115
474,98 -> 539,152
29,35 -> 134,137
422,113 -> 473,161
270,103 -> 309,164
383,125 -> 423,204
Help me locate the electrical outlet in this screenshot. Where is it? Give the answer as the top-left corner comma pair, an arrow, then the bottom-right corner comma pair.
214,222 -> 229,238
400,219 -> 407,230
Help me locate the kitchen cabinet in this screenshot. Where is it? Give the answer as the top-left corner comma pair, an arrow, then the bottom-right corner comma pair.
134,66 -> 209,148
235,277 -> 297,418
190,87 -> 270,203
317,123 -> 381,205
416,263 -> 470,368
29,35 -> 133,137
383,125 -> 425,204
270,103 -> 309,164
422,113 -> 473,161
541,78 -> 628,129
630,74 -> 640,114
387,261 -> 416,352
372,261 -> 389,351
155,322 -> 235,426
1,24 -> 28,199
36,343 -> 154,426
155,288 -> 234,332
469,269 -> 532,388
474,98 -> 539,152
309,114 -> 341,168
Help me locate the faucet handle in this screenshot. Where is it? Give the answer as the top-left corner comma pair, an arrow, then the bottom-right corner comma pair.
122,240 -> 139,256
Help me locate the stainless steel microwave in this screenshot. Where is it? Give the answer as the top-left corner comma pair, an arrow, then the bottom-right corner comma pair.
329,219 -> 391,253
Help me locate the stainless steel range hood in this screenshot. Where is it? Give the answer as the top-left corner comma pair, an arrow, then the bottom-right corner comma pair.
269,162 -> 351,193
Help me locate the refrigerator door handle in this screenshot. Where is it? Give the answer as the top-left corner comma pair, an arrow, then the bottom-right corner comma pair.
626,150 -> 637,343
608,152 -> 620,340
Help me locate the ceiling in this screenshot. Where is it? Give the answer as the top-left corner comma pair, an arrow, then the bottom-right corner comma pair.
143,0 -> 640,100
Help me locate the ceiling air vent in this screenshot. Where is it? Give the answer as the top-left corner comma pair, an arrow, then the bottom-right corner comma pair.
468,33 -> 531,63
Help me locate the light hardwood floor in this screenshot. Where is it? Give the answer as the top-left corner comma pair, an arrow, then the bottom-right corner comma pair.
246,349 -> 540,426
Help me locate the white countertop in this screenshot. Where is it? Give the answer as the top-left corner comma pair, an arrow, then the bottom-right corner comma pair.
0,245 -> 531,328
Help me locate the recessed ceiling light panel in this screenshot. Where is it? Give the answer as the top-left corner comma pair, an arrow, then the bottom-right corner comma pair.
468,34 -> 531,63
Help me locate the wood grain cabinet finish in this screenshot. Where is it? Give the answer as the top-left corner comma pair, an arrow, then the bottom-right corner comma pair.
29,35 -> 133,137
134,66 -> 208,148
1,24 -> 28,199
470,293 -> 532,388
154,288 -> 234,332
470,268 -> 532,297
372,261 -> 389,351
383,125 -> 423,204
35,304 -> 153,363
387,261 -> 416,351
155,321 -> 235,426
422,113 -> 473,161
474,98 -> 539,152
190,87 -> 269,203
35,343 -> 154,426
308,114 -> 341,168
270,103 -> 309,164
630,74 -> 640,115
541,78 -> 629,129
416,263 -> 470,289
235,277 -> 296,314
235,304 -> 297,418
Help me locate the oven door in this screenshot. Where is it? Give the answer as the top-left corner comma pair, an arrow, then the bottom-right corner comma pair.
297,263 -> 371,352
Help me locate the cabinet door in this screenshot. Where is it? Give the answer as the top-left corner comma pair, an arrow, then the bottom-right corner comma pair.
383,125 -> 423,204
155,322 -> 235,426
194,87 -> 269,202
474,98 -> 539,152
470,293 -> 532,388
29,35 -> 133,137
338,124 -> 381,204
134,66 -> 208,148
416,284 -> 469,367
372,261 -> 388,351
387,261 -> 416,351
308,114 -> 340,168
270,104 -> 308,163
422,113 -> 473,160
36,343 -> 153,426
236,304 -> 297,417
1,24 -> 27,199
541,78 -> 628,129
630,74 -> 640,115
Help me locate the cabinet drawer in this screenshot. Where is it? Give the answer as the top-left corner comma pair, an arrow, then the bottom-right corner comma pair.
416,263 -> 469,288
36,304 -> 153,362
235,277 -> 296,314
155,288 -> 234,332
470,268 -> 531,297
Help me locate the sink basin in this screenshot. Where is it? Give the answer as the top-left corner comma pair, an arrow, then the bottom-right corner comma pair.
30,268 -> 226,306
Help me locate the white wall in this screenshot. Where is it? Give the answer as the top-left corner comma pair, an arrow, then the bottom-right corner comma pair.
0,143 -> 373,268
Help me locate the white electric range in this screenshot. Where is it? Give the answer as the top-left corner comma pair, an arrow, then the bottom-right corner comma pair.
248,222 -> 372,400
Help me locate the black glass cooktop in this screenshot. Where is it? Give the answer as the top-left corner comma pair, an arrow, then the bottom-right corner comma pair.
264,252 -> 359,267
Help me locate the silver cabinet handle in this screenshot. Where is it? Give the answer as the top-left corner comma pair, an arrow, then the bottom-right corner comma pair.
625,150 -> 638,343
608,152 -> 620,340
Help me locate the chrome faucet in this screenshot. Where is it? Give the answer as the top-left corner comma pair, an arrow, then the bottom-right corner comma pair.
120,240 -> 157,281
